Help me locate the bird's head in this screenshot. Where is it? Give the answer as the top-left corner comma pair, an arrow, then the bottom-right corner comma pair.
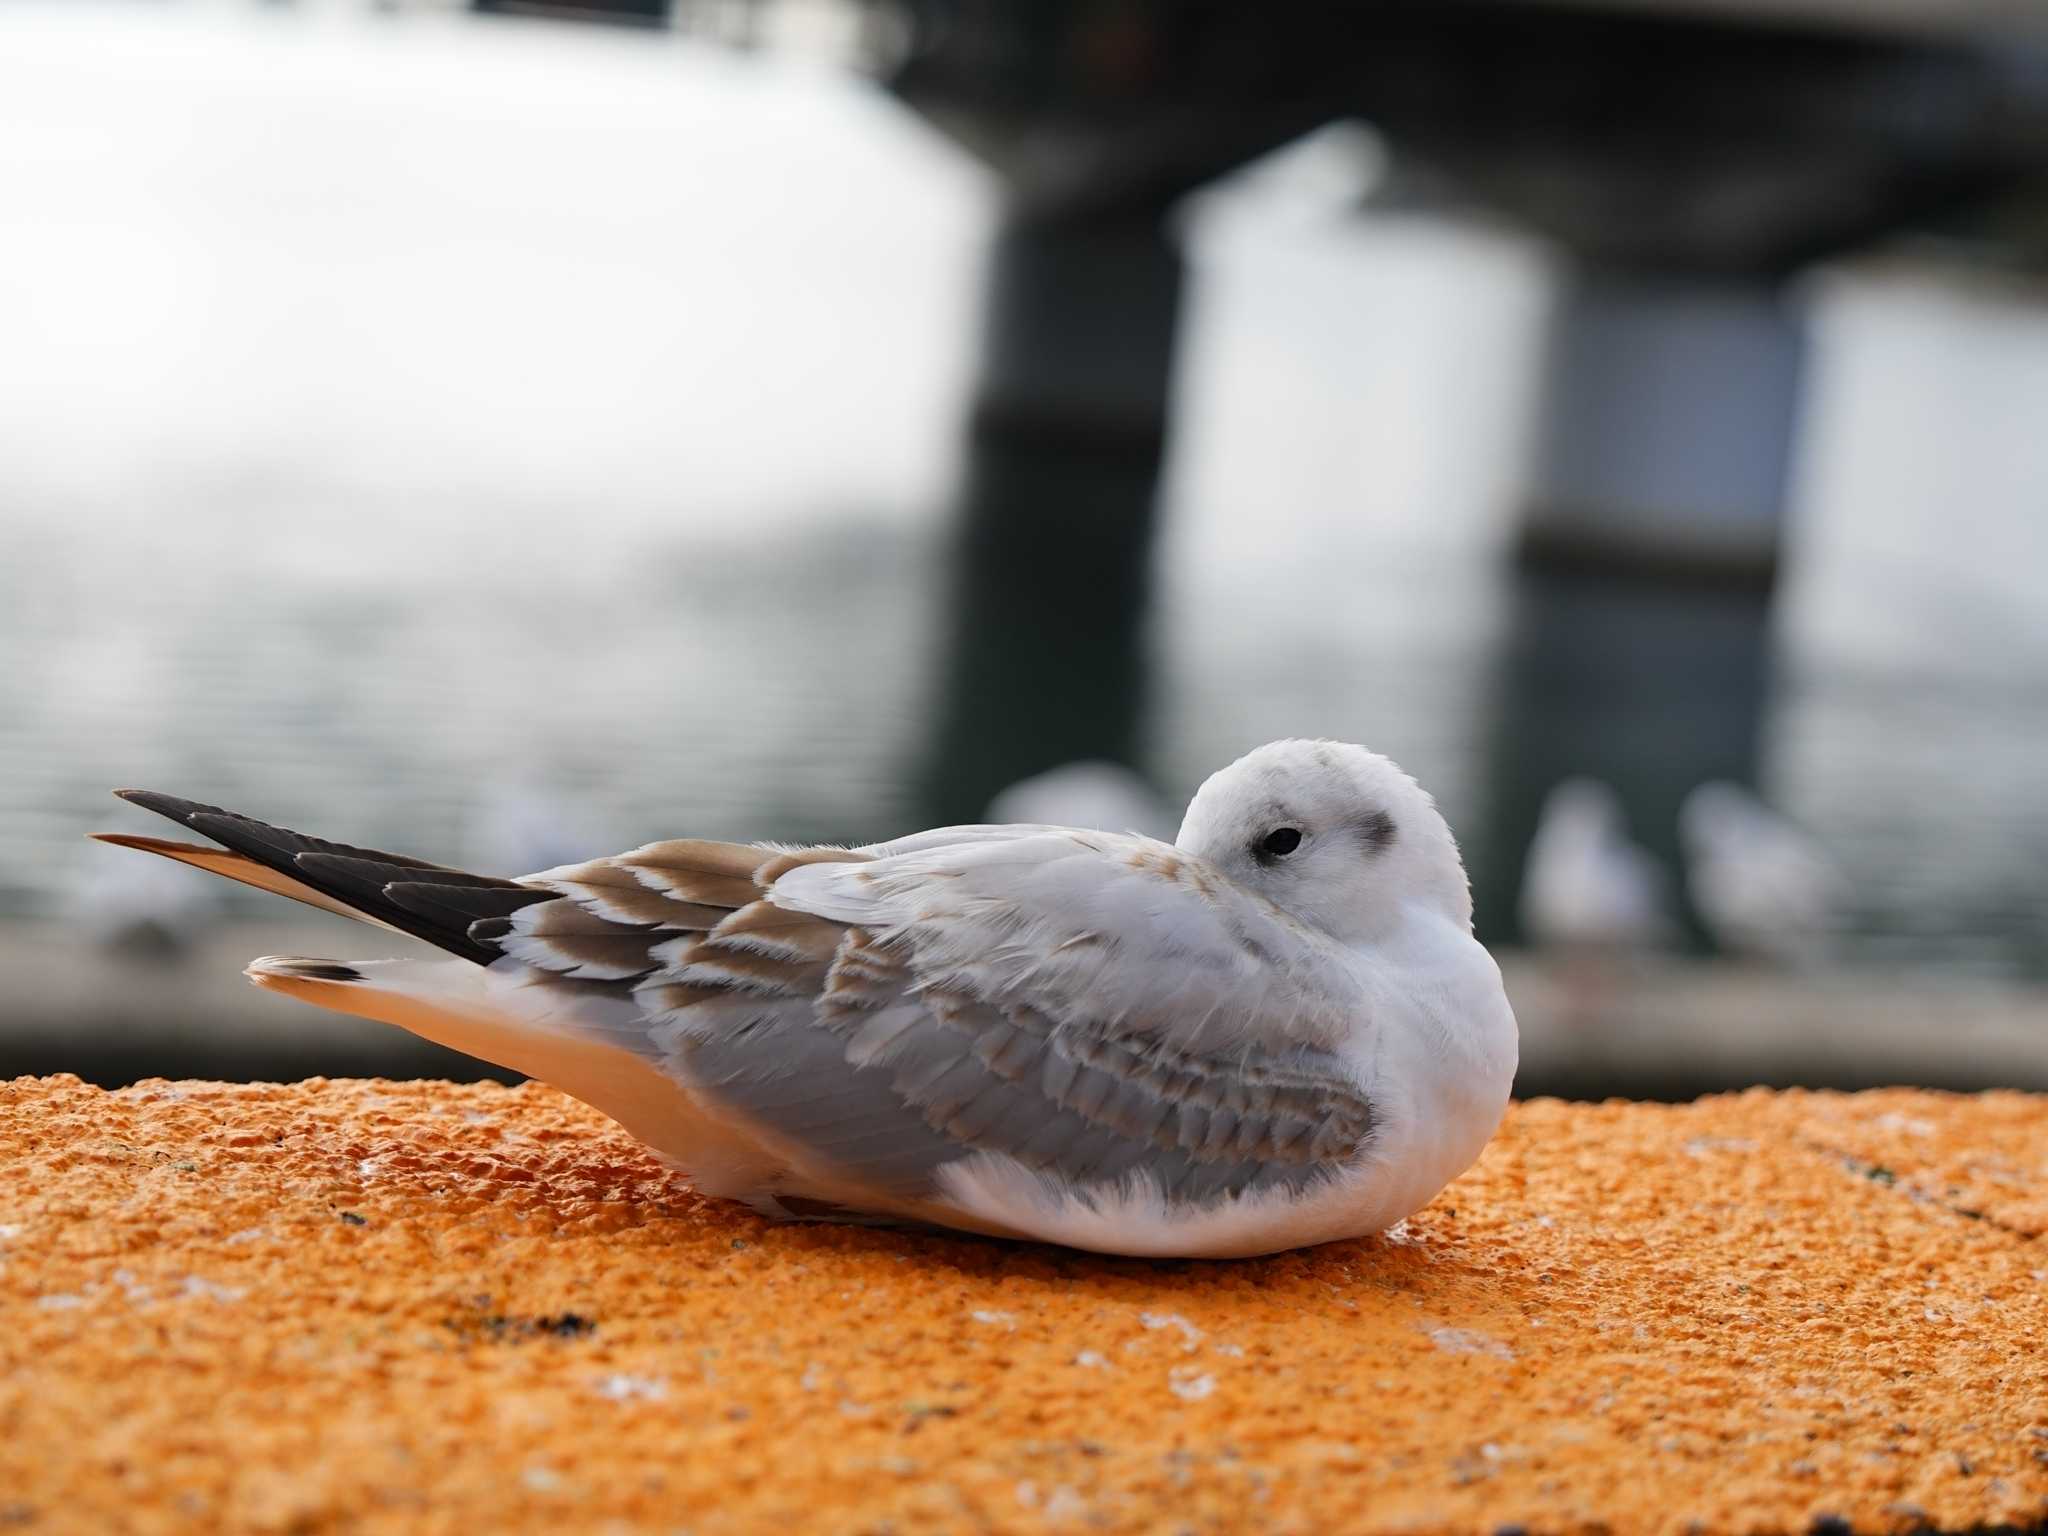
1175,738 -> 1471,945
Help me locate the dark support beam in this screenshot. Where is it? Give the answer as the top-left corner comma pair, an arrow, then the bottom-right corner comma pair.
1519,266 -> 1808,588
916,207 -> 1183,827
872,0 -> 2044,882
1470,569 -> 1775,948
472,0 -> 671,24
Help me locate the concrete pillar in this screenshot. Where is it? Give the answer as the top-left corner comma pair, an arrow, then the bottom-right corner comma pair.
1519,267 -> 1806,588
1469,568 -> 1774,948
916,206 -> 1182,828
1469,266 -> 1804,946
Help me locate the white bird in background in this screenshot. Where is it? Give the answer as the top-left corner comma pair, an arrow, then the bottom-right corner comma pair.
984,760 -> 1178,841
65,837 -> 222,960
465,777 -> 619,880
1519,777 -> 1676,955
90,740 -> 1517,1259
1679,781 -> 1846,967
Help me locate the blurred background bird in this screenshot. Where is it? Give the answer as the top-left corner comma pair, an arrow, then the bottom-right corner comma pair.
1680,780 -> 1847,968
1519,778 -> 1677,958
1519,777 -> 1676,1023
63,838 -> 223,963
983,761 -> 1178,841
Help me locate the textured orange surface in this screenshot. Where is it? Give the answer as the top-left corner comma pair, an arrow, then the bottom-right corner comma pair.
3,1077 -> 2046,1535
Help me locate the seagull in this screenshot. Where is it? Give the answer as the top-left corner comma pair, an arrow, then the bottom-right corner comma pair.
1679,781 -> 1845,966
1519,777 -> 1675,954
91,739 -> 1517,1258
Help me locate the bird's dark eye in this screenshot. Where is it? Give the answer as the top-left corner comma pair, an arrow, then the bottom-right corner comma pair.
1257,826 -> 1303,861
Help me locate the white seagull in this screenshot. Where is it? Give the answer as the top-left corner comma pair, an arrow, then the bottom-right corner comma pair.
92,739 -> 1517,1258
1679,781 -> 1845,966
1519,777 -> 1675,954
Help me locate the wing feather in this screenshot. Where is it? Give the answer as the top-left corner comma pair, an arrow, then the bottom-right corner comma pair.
535,864 -> 733,929
578,830 -> 1382,1212
770,830 -> 1362,1053
612,839 -> 772,909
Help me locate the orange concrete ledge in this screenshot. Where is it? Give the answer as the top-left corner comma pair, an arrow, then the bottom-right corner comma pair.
3,1077 -> 2046,1535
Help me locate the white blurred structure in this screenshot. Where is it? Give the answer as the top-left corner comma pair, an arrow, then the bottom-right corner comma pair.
1680,780 -> 1846,965
984,761 -> 1178,839
64,842 -> 222,961
465,780 -> 620,878
1519,777 -> 1675,952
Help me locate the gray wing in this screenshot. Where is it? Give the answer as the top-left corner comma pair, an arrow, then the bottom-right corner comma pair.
487,834 -> 1376,1211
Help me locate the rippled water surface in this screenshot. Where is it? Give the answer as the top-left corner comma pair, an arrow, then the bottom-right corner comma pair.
2,7 -> 2045,979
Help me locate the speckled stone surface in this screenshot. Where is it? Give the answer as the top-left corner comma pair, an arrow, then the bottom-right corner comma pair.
2,1076 -> 2044,1534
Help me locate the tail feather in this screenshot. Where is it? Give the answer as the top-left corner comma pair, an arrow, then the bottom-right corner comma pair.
246,954 -> 616,1080
104,802 -> 779,1187
96,792 -> 552,964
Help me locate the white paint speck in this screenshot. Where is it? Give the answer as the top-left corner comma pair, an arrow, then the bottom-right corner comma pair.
1168,1368 -> 1216,1402
970,1308 -> 1016,1329
594,1373 -> 666,1403
179,1276 -> 246,1304
1427,1325 -> 1514,1361
1683,1136 -> 1759,1158
521,1466 -> 562,1493
35,1292 -> 86,1310
1139,1311 -> 1202,1348
1043,1485 -> 1088,1522
223,1227 -> 268,1246
799,1363 -> 824,1392
1073,1350 -> 1111,1370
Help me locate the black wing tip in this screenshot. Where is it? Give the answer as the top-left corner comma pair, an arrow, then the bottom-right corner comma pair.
112,788 -> 214,822
108,789 -> 520,967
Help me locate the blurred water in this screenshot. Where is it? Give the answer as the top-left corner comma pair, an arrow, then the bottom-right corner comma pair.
1,6 -> 2045,980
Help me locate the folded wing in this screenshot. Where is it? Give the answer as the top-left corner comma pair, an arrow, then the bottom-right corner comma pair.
652,830 -> 1378,1212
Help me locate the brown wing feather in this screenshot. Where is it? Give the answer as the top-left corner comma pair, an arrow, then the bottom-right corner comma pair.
496,842 -> 869,987
614,839 -> 772,908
